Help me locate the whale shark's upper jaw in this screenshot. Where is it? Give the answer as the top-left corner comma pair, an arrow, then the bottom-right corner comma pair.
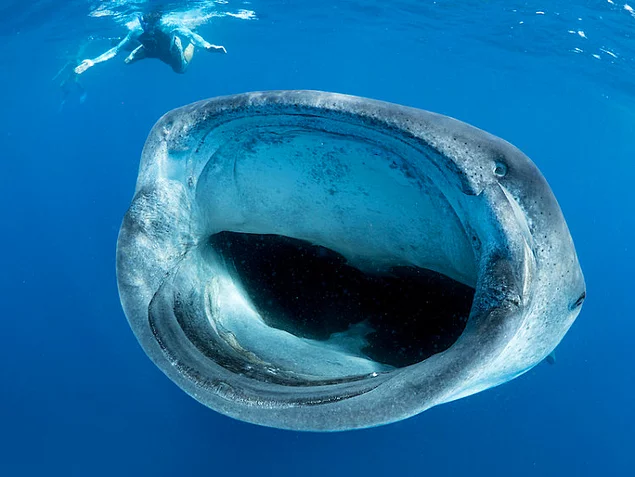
117,91 -> 585,431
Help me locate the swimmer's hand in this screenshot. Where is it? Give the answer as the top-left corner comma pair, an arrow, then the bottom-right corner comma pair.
74,59 -> 95,74
206,44 -> 227,54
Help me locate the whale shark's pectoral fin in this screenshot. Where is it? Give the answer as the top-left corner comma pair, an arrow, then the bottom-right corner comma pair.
544,351 -> 557,365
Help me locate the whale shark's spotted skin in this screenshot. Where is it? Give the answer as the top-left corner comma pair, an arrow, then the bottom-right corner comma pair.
117,91 -> 585,431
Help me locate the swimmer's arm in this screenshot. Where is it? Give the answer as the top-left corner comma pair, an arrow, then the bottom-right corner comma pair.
175,27 -> 227,53
74,29 -> 140,74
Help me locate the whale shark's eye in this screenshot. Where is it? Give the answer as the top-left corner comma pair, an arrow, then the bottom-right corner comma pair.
570,292 -> 586,311
494,161 -> 508,177
117,91 -> 585,430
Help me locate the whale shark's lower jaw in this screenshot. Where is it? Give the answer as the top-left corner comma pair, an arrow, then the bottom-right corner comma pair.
116,91 -> 585,431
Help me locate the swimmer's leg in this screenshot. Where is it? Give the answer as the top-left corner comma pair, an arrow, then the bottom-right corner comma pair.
169,35 -> 192,73
124,44 -> 146,64
184,41 -> 195,63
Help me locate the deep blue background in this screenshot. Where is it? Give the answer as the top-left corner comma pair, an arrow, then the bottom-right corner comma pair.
1,1 -> 633,475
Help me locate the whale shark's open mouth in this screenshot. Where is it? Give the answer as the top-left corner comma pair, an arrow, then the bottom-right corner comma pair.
145,111 -> 478,386
209,231 -> 474,371
117,91 -> 585,430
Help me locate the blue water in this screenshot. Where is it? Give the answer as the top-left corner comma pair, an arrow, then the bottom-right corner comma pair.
1,0 -> 633,475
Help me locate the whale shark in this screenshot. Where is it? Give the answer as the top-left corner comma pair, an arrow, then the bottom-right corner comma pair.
116,90 -> 585,431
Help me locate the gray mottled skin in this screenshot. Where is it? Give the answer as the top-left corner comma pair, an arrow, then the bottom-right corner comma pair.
116,91 -> 585,431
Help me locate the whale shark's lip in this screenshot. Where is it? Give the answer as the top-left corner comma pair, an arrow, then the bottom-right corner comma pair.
116,91 -> 585,431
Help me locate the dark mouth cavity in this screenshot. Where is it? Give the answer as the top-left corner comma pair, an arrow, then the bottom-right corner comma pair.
210,231 -> 475,368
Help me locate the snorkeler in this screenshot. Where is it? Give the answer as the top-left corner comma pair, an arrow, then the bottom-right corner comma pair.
74,11 -> 226,75
54,43 -> 90,111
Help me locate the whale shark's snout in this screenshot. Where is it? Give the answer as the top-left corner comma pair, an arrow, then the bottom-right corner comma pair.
116,91 -> 585,431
